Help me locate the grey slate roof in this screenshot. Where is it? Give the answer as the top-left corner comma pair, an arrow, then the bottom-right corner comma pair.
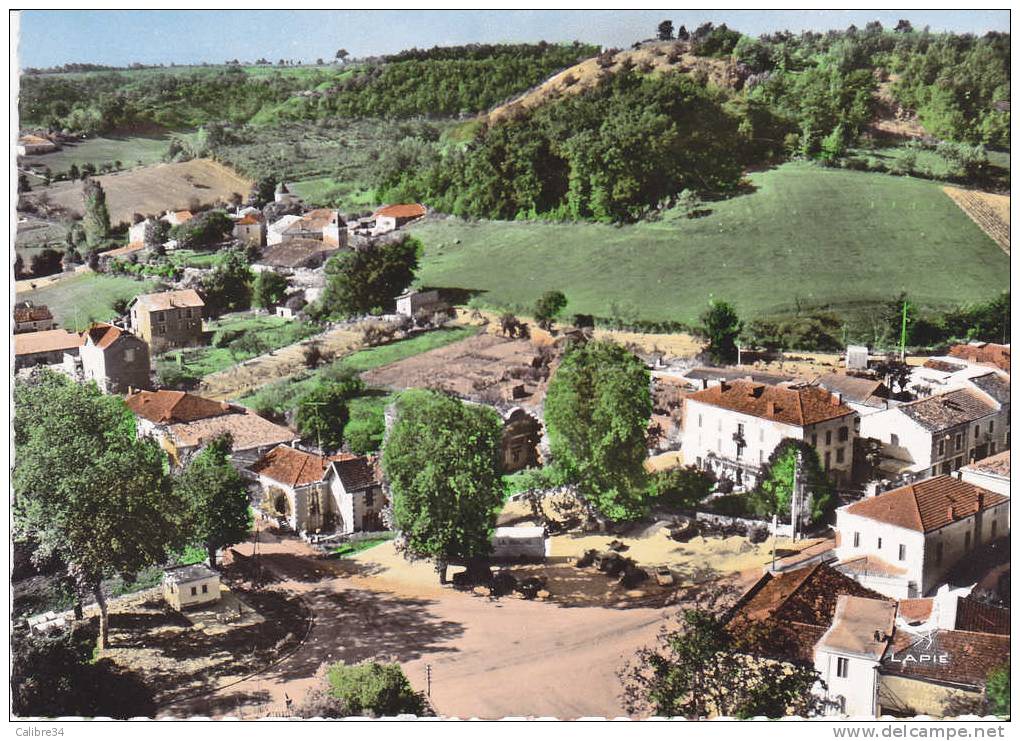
969,373 -> 1010,406
898,389 -> 997,432
329,457 -> 380,492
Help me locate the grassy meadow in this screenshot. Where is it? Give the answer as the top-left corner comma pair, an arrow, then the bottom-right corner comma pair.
16,272 -> 155,330
20,133 -> 177,178
410,162 -> 1009,325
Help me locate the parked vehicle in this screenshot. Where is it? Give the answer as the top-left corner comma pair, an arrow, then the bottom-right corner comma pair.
655,566 -> 674,586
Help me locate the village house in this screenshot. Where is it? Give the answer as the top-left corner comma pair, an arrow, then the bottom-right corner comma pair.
162,564 -> 221,611
372,203 -> 426,233
813,373 -> 893,417
232,211 -> 266,247
129,289 -> 205,353
76,323 -> 151,394
858,388 -> 1003,479
280,208 -> 347,247
128,217 -> 155,244
13,302 -> 55,333
126,389 -> 297,466
98,241 -> 147,270
833,475 -> 1009,598
266,214 -> 303,246
947,341 -> 1010,373
14,329 -> 82,370
727,563 -> 1009,718
252,238 -> 343,274
161,209 -> 194,227
908,355 -> 1008,399
250,445 -> 384,534
959,451 -> 1010,497
679,366 -> 797,391
681,380 -> 858,488
17,133 -> 58,156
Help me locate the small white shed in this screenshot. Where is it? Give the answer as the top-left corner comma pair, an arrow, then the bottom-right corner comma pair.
846,345 -> 870,371
491,526 -> 550,561
163,564 -> 221,611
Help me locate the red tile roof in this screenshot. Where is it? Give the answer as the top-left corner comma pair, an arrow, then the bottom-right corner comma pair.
373,203 -> 426,220
686,379 -> 855,426
842,475 -> 1007,533
125,390 -> 232,424
82,323 -> 127,349
963,450 -> 1010,478
954,597 -> 1010,635
250,445 -> 355,488
948,342 -> 1010,372
14,329 -> 83,356
235,213 -> 262,226
168,410 -> 297,452
133,289 -> 205,311
883,629 -> 1009,688
897,598 -> 934,624
13,304 -> 53,323
100,241 -> 145,259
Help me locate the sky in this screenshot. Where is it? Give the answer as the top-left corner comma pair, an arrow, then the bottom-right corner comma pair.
16,9 -> 1011,69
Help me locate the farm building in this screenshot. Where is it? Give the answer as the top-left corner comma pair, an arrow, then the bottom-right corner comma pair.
395,289 -> 445,318
373,203 -> 426,233
163,564 -> 221,611
280,208 -> 347,247
77,323 -> 151,394
267,214 -> 303,245
232,212 -> 266,247
129,289 -> 205,353
252,238 -> 342,273
13,302 -> 55,334
14,329 -> 83,370
491,526 -> 549,561
17,134 -> 58,155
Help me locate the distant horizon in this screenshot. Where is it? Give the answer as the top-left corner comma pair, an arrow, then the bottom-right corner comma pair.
15,9 -> 1011,70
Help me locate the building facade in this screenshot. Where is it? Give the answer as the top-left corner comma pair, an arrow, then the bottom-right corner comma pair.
78,323 -> 151,394
129,289 -> 205,354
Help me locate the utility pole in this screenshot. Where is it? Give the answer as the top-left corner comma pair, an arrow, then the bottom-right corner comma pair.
790,450 -> 802,542
770,513 -> 778,572
425,664 -> 432,698
899,299 -> 909,362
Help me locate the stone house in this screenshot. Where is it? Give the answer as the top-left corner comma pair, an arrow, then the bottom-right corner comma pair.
252,238 -> 342,274
858,388 -> 1003,479
13,302 -> 55,334
14,329 -> 82,370
267,214 -> 303,246
833,475 -> 1009,598
129,289 -> 205,354
162,564 -> 220,611
17,134 -> 59,155
395,289 -> 444,318
128,218 -> 155,244
681,380 -> 858,489
126,389 -> 296,466
232,212 -> 266,247
250,445 -> 383,534
372,203 -> 426,233
280,208 -> 347,247
77,323 -> 151,394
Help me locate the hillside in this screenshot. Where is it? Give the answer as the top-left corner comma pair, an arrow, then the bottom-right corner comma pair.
409,162 -> 1009,331
485,41 -> 740,124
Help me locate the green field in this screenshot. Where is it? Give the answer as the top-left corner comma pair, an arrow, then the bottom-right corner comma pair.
289,177 -> 377,210
16,272 -> 155,330
156,313 -> 320,385
20,133 -> 177,178
410,162 -> 1009,325
15,219 -> 67,263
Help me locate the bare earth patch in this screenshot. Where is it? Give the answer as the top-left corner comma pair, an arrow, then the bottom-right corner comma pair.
22,159 -> 252,226
943,186 -> 1010,254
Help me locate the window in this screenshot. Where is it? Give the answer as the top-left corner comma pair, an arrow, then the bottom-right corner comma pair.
974,425 -> 980,439
890,433 -> 899,447
990,442 -> 997,455
956,434 -> 963,451
124,348 -> 135,363
965,531 -> 972,551
935,542 -> 943,566
941,461 -> 952,475
836,657 -> 849,678
992,520 -> 998,538
190,586 -> 197,596
365,488 -> 375,508
938,440 -> 945,457
811,434 -> 818,447
838,426 -> 849,442
898,544 -> 906,561
737,423 -> 745,438
836,447 -> 845,464
955,457 -> 962,470
853,532 -> 860,548
877,537 -> 883,550
825,430 -> 832,446
202,584 -> 208,594
698,415 -> 702,428
824,451 -> 831,469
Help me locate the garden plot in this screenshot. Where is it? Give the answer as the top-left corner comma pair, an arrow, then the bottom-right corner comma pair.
943,186 -> 1010,253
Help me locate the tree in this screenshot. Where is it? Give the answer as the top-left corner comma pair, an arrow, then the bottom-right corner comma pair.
67,163 -> 80,181
299,661 -> 427,718
544,340 -> 651,523
201,249 -> 253,316
986,663 -> 1009,716
319,235 -> 420,318
13,372 -> 181,648
873,355 -> 912,397
698,300 -> 742,363
253,269 -> 290,309
747,439 -> 834,525
676,25 -> 690,41
657,20 -> 675,41
169,210 -> 233,250
252,176 -> 277,206
175,434 -> 252,568
294,377 -> 365,452
30,248 -> 64,277
649,465 -> 714,510
335,49 -> 350,62
143,218 -> 170,251
621,609 -> 823,718
533,290 -> 568,330
81,177 -> 111,248
383,389 -> 505,583
894,19 -> 914,34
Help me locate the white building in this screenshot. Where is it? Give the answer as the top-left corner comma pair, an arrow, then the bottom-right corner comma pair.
128,218 -> 155,244
266,214 -> 302,246
959,451 -> 1010,497
163,564 -> 221,611
395,289 -> 444,318
859,388 -> 1003,479
372,203 -> 426,233
232,212 -> 266,247
814,595 -> 897,717
274,182 -> 302,207
834,475 -> 1009,598
491,526 -> 550,560
681,380 -> 858,488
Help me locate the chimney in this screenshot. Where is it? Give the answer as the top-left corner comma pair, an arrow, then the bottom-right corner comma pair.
766,401 -> 776,416
873,630 -> 885,643
947,505 -> 955,520
977,491 -> 985,510
831,392 -> 843,406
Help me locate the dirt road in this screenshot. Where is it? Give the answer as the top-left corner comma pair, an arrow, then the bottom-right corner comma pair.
197,324 -> 363,401
162,532 -> 670,719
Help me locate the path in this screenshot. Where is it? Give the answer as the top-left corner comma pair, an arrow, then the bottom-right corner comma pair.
197,324 -> 363,401
161,532 -> 670,719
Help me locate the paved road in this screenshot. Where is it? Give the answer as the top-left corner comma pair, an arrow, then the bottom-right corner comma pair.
162,532 -> 670,719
